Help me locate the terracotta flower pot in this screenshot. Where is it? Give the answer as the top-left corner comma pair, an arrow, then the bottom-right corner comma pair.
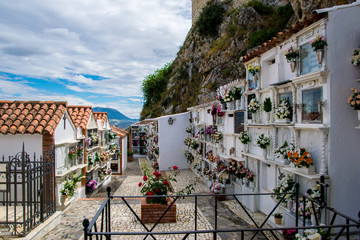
274,217 -> 282,225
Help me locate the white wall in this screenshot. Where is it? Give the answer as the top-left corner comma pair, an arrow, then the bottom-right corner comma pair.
122,135 -> 128,171
327,5 -> 360,220
158,112 -> 190,171
54,112 -> 77,145
0,134 -> 42,159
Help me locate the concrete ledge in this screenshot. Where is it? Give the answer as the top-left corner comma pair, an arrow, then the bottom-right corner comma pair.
17,211 -> 62,240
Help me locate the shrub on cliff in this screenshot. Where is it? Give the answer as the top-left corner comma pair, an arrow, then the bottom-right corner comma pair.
196,3 -> 225,37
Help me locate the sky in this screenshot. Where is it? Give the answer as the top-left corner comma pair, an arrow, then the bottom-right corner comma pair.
0,0 -> 192,119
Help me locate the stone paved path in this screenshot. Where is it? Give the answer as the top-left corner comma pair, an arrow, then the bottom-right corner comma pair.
42,157 -> 279,240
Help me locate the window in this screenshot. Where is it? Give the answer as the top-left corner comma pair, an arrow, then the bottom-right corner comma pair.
302,88 -> 322,123
234,111 -> 245,133
300,43 -> 320,75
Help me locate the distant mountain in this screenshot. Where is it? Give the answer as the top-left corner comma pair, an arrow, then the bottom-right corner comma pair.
93,107 -> 138,129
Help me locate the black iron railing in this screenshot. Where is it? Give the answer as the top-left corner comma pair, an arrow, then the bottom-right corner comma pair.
83,185 -> 360,240
0,144 -> 56,237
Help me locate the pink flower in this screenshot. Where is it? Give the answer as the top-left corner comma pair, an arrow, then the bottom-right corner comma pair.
309,40 -> 313,44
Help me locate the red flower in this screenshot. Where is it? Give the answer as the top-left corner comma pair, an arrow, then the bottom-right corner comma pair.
156,176 -> 159,180
173,166 -> 178,170
155,188 -> 159,193
143,176 -> 148,181
146,191 -> 154,195
138,182 -> 142,187
153,171 -> 160,177
163,180 -> 168,186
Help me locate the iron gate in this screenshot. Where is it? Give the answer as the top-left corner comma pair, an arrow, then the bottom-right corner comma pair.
0,144 -> 56,237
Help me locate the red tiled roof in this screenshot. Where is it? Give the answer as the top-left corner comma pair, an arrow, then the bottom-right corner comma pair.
0,100 -> 67,135
111,125 -> 128,137
93,112 -> 108,125
68,106 -> 92,129
242,13 -> 325,62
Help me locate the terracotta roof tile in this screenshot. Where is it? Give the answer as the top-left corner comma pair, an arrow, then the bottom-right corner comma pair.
242,13 -> 325,62
67,106 -> 93,129
0,100 -> 67,135
111,125 -> 128,137
93,112 -> 108,126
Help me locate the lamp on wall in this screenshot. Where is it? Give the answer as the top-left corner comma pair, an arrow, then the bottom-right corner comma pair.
168,117 -> 175,125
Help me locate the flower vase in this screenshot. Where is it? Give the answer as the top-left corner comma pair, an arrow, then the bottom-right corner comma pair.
264,112 -> 270,123
252,113 -> 257,123
236,178 -> 243,185
249,181 -> 255,189
60,195 -> 66,206
243,178 -> 248,186
226,101 -> 235,110
240,96 -> 246,110
290,60 -> 297,73
235,99 -> 241,110
316,49 -> 324,65
242,144 -> 249,153
262,149 -> 267,160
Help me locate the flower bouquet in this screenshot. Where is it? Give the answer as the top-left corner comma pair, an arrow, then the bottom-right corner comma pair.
309,35 -> 327,51
284,46 -> 299,62
190,140 -> 199,150
68,149 -> 76,160
347,88 -> 360,110
223,89 -> 235,103
351,48 -> 360,66
274,141 -> 292,164
210,181 -> 223,194
256,134 -> 271,149
287,147 -> 314,173
86,180 -> 98,192
248,64 -> 260,76
212,131 -> 223,144
273,174 -> 295,201
248,98 -> 260,114
239,130 -> 251,144
275,100 -> 291,122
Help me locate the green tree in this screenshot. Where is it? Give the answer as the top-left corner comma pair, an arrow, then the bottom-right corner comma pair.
141,62 -> 173,107
196,3 -> 225,37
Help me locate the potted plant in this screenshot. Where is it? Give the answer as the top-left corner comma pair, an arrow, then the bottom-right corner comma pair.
127,150 -> 134,162
309,35 -> 327,64
351,48 -> 360,66
233,87 -> 242,110
256,134 -> 271,160
262,97 -> 272,123
138,164 -> 194,223
239,131 -> 251,152
347,88 -> 360,126
275,100 -> 292,123
274,213 -> 283,224
284,46 -> 299,72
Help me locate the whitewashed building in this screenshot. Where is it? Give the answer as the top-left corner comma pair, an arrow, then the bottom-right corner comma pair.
185,2 -> 360,226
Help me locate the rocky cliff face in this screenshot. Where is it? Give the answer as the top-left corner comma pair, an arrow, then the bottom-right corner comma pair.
140,0 -> 354,119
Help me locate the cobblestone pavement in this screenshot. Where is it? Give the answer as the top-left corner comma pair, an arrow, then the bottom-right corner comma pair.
42,157 -> 277,239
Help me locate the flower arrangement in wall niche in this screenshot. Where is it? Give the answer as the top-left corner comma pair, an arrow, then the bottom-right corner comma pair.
61,174 -> 85,198
347,88 -> 360,110
184,137 -> 191,146
287,147 -> 313,168
184,150 -> 194,163
210,181 -> 223,194
227,159 -> 238,176
223,89 -> 235,103
274,141 -> 292,160
275,100 -> 292,119
217,105 -> 225,117
212,131 -> 223,144
284,46 -> 299,62
272,174 -> 296,201
68,148 -> 76,160
309,35 -> 327,51
216,91 -> 225,103
190,140 -> 199,150
248,64 -> 260,76
248,98 -> 260,113
351,48 -> 360,66
239,130 -> 251,144
246,170 -> 255,182
256,134 -> 271,149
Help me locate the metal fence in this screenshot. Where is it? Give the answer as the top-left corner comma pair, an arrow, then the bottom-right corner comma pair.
0,144 -> 56,237
83,184 -> 360,240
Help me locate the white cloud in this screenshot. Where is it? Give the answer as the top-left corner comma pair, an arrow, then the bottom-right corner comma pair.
0,0 -> 191,117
